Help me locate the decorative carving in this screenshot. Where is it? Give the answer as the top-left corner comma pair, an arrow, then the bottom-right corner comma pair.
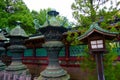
44,30 -> 62,41
33,19 -> 41,30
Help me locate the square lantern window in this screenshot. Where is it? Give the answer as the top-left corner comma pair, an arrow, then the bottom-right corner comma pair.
90,40 -> 104,49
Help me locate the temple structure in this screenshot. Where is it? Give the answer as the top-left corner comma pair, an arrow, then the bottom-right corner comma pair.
23,11 -> 120,80
0,10 -> 119,80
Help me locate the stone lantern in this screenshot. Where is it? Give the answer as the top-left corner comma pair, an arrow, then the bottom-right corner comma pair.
0,30 -> 7,71
38,10 -> 70,80
0,29 -> 8,80
5,21 -> 29,78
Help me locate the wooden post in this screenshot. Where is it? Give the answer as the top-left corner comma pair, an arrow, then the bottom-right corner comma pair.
95,54 -> 105,80
65,44 -> 69,66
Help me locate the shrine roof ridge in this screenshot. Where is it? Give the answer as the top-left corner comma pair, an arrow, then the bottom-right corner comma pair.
78,22 -> 119,41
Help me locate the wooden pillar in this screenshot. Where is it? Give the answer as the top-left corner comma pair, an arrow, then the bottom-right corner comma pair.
33,47 -> 36,57
95,54 -> 105,80
65,44 -> 70,67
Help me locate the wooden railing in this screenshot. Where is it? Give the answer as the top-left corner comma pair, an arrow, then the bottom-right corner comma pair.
22,57 -> 84,67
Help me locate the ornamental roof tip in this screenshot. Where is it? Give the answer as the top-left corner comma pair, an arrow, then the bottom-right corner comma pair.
42,10 -> 66,27
0,32 -> 7,40
0,29 -> 8,40
78,22 -> 119,40
42,16 -> 62,27
10,24 -> 28,37
29,35 -> 44,39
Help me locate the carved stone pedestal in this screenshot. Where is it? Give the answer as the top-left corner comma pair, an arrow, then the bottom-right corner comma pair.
38,41 -> 70,80
0,47 -> 6,71
5,45 -> 29,75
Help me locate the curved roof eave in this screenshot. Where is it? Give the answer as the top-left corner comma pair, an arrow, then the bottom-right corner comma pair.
78,23 -> 118,41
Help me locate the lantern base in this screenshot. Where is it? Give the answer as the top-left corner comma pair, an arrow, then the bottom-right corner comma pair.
37,74 -> 70,80
40,66 -> 67,77
0,60 -> 6,71
5,61 -> 29,75
38,66 -> 70,80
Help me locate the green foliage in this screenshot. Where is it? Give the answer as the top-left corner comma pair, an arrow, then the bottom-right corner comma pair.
102,42 -> 120,80
0,0 -> 8,28
66,31 -> 82,45
80,47 -> 97,80
80,41 -> 120,80
103,42 -> 118,80
66,31 -> 72,42
31,8 -> 71,29
71,0 -> 120,31
71,0 -> 98,26
0,0 -> 35,34
78,26 -> 88,34
81,54 -> 96,71
114,62 -> 120,79
100,22 -> 109,29
56,16 -> 70,27
31,9 -> 51,25
109,27 -> 118,32
0,0 -> 72,35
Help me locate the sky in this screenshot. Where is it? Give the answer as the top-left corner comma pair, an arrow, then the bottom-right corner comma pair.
23,0 -> 120,23
23,0 -> 75,22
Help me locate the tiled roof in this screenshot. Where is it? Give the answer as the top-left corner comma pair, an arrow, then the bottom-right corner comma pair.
78,22 -> 119,40
29,35 -> 44,40
10,23 -> 28,37
42,10 -> 65,27
42,17 -> 62,27
0,32 -> 7,41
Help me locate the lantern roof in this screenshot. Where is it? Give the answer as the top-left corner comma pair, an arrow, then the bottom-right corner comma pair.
42,10 -> 63,27
28,34 -> 44,40
9,21 -> 28,37
78,22 -> 119,42
0,29 -> 8,41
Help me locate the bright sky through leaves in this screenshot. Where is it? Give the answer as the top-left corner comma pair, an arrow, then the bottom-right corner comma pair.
23,0 -> 76,22
23,0 -> 120,23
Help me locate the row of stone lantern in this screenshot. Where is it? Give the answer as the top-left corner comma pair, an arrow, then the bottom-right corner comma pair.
0,9 -> 119,80
0,31 -> 7,71
0,21 -> 30,80
0,10 -> 70,80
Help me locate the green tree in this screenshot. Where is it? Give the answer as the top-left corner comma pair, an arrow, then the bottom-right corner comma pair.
80,49 -> 97,80
0,0 -> 8,28
103,42 -> 120,80
31,9 -> 51,25
71,0 -> 120,29
31,9 -> 71,29
71,1 -> 120,79
68,0 -> 120,45
0,0 -> 35,34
